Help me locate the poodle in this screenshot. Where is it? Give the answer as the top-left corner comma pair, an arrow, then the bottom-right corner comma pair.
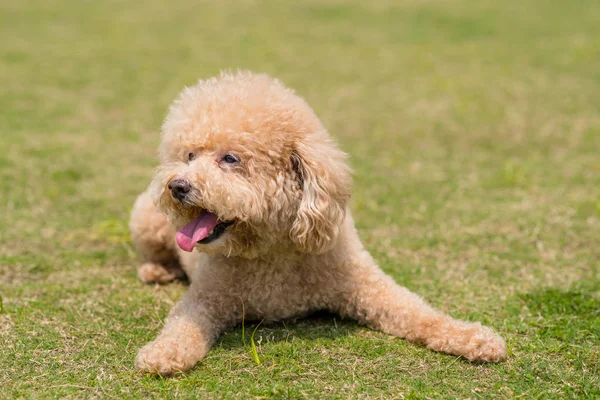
129,71 -> 507,375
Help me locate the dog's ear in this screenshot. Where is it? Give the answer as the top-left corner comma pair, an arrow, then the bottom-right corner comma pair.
289,135 -> 352,254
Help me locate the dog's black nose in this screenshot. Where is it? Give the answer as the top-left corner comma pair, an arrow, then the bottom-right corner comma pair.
168,179 -> 191,202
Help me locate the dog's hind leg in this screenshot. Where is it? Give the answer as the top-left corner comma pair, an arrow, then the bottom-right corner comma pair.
129,188 -> 187,284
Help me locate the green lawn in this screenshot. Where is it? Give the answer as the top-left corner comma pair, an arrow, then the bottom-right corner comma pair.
1,0 -> 599,398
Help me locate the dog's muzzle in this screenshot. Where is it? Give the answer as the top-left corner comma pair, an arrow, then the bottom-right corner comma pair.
168,178 -> 191,202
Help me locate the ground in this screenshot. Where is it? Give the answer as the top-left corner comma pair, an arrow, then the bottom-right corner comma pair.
0,0 -> 599,398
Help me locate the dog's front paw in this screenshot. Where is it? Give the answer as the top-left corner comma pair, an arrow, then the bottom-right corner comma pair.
135,338 -> 200,375
463,325 -> 507,363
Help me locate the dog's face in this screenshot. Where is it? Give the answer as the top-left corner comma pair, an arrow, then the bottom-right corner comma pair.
151,72 -> 352,258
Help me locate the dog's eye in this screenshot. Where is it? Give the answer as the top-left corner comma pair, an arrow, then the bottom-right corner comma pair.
188,152 -> 195,162
221,154 -> 239,164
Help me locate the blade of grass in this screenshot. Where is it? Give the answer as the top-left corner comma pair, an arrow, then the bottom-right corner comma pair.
250,319 -> 265,366
240,297 -> 247,348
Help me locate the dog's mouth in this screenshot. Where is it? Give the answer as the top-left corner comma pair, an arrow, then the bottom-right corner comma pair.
175,209 -> 234,252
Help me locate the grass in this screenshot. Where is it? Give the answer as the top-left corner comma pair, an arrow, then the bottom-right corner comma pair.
1,0 -> 599,398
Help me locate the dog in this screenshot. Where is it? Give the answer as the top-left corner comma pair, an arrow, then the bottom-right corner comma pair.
129,71 -> 507,375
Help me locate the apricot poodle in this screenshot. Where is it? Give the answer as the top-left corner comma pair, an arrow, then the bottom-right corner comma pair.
129,71 -> 507,375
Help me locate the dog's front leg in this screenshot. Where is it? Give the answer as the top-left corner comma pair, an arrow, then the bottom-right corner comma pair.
135,286 -> 236,375
335,264 -> 507,362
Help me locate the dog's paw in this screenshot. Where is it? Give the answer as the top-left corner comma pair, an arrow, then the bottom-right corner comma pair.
135,338 -> 198,376
463,325 -> 507,363
137,262 -> 186,284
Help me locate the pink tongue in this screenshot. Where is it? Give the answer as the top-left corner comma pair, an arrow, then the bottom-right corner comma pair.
175,211 -> 220,252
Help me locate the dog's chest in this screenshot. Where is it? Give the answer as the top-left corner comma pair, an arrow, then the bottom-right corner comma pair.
204,258 -> 326,320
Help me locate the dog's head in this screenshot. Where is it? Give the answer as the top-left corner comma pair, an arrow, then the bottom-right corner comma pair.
152,71 -> 352,258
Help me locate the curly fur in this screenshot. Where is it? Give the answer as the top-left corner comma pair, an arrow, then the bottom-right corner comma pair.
129,71 -> 507,375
